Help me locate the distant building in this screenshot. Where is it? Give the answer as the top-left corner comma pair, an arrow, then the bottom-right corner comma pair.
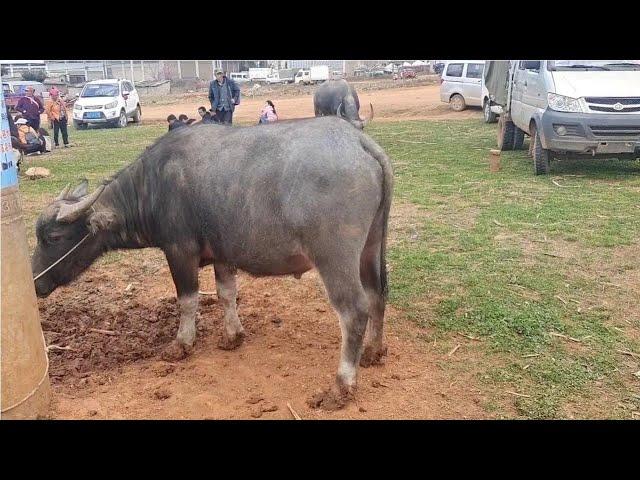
0,60 -> 46,78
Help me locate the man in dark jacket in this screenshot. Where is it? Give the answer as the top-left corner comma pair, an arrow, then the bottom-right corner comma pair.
208,68 -> 240,124
15,86 -> 45,130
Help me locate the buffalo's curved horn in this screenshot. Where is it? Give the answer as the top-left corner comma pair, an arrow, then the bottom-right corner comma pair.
336,102 -> 343,117
56,183 -> 72,201
361,103 -> 374,127
56,185 -> 106,223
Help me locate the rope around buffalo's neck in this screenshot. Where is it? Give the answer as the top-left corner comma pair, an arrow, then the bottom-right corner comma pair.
32,233 -> 91,282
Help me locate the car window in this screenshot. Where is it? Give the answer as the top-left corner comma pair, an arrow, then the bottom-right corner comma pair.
81,83 -> 120,97
465,63 -> 484,79
445,63 -> 463,77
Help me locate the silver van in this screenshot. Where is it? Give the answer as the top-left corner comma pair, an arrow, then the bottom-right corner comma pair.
440,60 -> 485,111
485,60 -> 640,174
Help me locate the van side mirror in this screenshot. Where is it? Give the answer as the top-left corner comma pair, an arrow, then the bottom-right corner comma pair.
522,60 -> 541,71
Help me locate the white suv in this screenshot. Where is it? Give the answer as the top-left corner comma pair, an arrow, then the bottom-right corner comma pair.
73,79 -> 141,129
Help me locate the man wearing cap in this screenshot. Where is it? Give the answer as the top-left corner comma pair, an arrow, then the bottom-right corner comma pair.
208,68 -> 241,125
45,88 -> 70,148
15,86 -> 45,130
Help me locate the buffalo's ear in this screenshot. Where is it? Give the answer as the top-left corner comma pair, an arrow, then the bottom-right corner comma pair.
87,209 -> 118,233
70,179 -> 89,199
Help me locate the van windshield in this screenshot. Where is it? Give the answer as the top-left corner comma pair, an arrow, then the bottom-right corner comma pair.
549,60 -> 640,71
81,84 -> 119,97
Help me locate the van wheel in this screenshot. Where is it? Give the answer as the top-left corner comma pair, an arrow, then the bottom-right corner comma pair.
531,125 -> 551,175
497,115 -> 515,151
450,94 -> 466,112
513,126 -> 526,150
483,99 -> 497,123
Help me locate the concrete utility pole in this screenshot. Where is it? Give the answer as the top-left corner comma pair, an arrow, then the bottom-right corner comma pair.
0,93 -> 51,419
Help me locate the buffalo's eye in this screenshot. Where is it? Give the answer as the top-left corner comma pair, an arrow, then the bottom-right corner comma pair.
47,233 -> 64,245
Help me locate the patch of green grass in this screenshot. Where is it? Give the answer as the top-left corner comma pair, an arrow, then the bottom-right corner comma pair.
367,119 -> 640,418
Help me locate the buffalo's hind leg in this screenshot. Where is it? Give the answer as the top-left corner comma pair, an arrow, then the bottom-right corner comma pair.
359,238 -> 388,368
161,247 -> 200,361
214,261 -> 245,350
308,255 -> 369,410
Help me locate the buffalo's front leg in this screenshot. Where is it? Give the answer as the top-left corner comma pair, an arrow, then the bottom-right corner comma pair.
161,247 -> 200,361
214,261 -> 245,350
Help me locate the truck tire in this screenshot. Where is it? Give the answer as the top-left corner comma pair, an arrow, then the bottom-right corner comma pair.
531,125 -> 551,175
483,99 -> 497,123
513,126 -> 526,150
497,115 -> 515,151
450,94 -> 466,112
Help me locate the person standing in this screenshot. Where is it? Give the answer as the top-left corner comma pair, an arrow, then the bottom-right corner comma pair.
45,88 -> 70,148
208,68 -> 240,124
15,86 -> 45,130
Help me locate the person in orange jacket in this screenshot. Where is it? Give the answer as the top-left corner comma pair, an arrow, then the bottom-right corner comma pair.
45,87 -> 70,148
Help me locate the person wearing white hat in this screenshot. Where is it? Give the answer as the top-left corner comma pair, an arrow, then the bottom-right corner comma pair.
15,118 -> 46,155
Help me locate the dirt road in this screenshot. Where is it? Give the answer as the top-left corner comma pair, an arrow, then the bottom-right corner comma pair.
141,84 -> 482,125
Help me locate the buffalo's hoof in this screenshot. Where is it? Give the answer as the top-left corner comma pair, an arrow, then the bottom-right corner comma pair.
359,344 -> 388,368
307,382 -> 355,411
161,340 -> 192,362
218,330 -> 245,351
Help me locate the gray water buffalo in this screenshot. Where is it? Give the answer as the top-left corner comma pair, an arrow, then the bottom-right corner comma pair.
313,79 -> 373,129
31,116 -> 393,409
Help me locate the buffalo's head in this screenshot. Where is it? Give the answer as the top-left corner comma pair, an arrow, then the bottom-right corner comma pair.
337,102 -> 374,130
31,180 -> 114,297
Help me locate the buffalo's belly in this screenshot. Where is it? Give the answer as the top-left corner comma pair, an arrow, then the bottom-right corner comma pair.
236,253 -> 314,277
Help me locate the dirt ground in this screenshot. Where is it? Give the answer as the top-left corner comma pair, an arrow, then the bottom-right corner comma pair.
45,204 -> 490,420
141,84 -> 482,125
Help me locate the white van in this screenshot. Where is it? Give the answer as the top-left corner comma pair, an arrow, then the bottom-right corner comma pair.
485,60 -> 640,174
440,60 -> 485,111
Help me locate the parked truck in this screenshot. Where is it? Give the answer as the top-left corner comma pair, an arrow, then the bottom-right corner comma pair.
294,66 -> 330,85
484,60 -> 640,175
248,68 -> 273,82
310,65 -> 330,84
265,68 -> 297,84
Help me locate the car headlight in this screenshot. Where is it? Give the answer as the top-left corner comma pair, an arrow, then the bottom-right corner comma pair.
74,103 -> 83,110
104,101 -> 118,109
547,93 -> 587,113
